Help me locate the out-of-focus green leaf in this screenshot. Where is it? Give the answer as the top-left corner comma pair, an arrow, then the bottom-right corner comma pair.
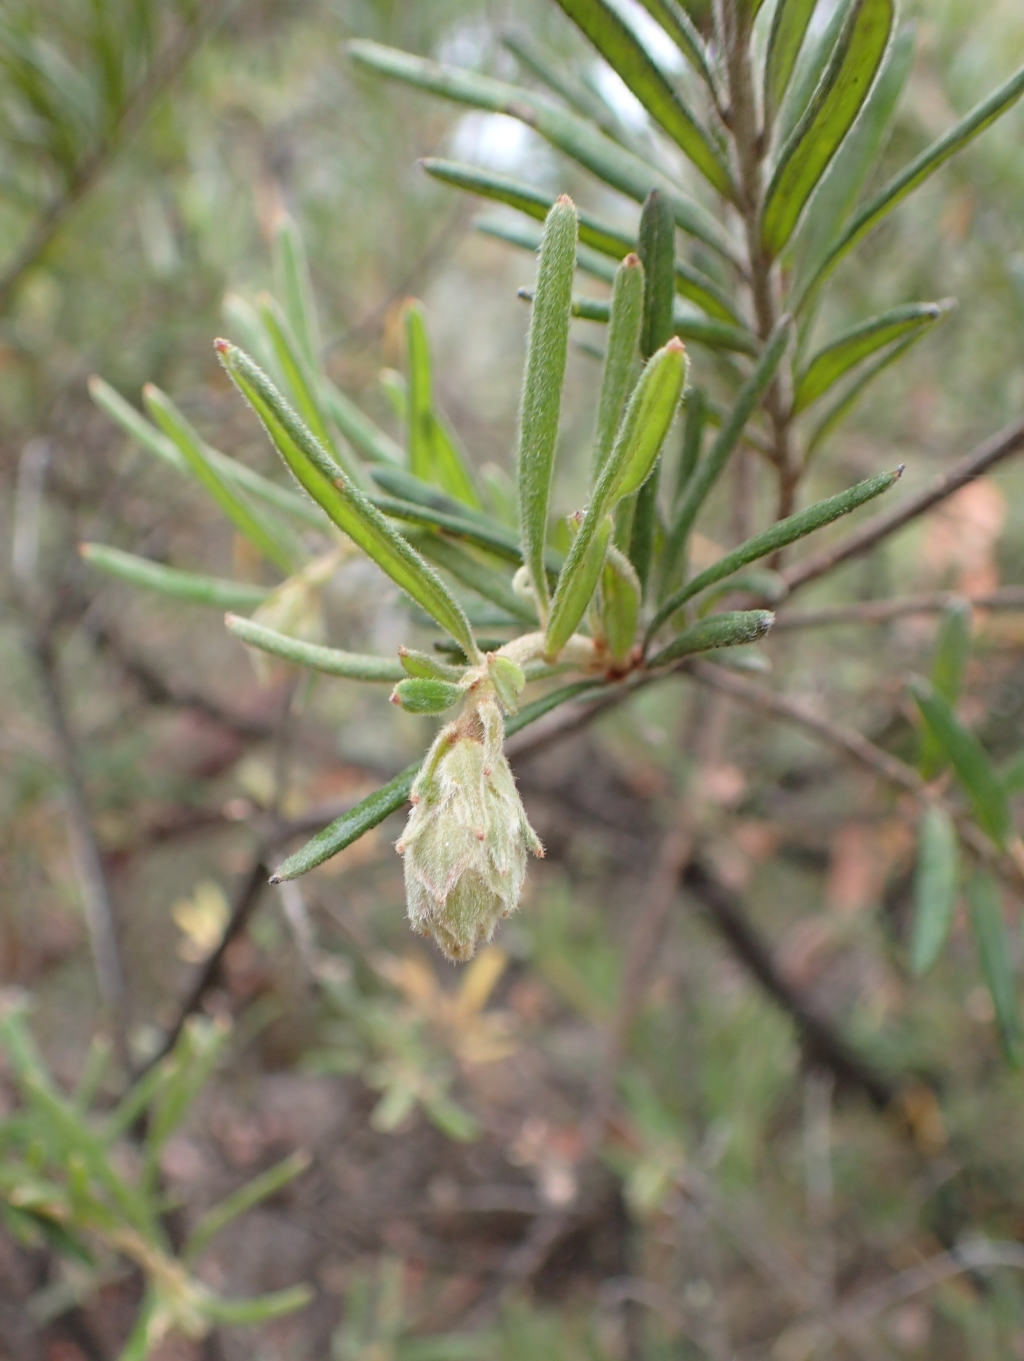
920,601 -> 972,780
143,384 -> 297,574
795,59 -> 1024,311
652,467 -> 898,637
272,214 -> 320,370
793,300 -> 954,413
217,341 -> 479,661
592,253 -> 644,482
910,805 -> 959,977
911,680 -> 1010,848
225,614 -> 405,681
403,299 -> 434,482
322,379 -> 404,466
348,42 -> 740,267
762,0 -> 894,259
647,610 -> 775,668
660,315 -> 793,589
551,0 -> 736,201
550,292 -> 758,355
202,1286 -> 313,1327
410,532 -> 536,623
80,544 -> 272,610
1000,750 -> 1024,796
517,195 -> 577,617
967,872 -> 1023,1065
432,159 -> 740,322
630,0 -> 720,92
185,1152 -> 310,1265
765,0 -> 818,117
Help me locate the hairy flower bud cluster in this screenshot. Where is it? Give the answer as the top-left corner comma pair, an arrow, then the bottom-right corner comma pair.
396,691 -> 543,962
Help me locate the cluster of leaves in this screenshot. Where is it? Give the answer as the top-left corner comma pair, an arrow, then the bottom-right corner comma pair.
0,994 -> 310,1360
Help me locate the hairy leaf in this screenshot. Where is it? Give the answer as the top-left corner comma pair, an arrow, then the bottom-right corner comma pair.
225,614 -> 405,681
600,545 -> 641,662
592,253 -> 645,481
546,514 -> 613,656
80,544 -> 271,610
517,195 -> 577,616
647,610 -> 775,668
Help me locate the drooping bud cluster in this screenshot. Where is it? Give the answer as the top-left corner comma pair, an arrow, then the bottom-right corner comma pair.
396,688 -> 543,962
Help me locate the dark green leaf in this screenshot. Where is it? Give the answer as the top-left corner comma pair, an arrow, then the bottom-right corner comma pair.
762,0 -> 895,259
551,0 -> 736,200
967,872 -> 1023,1065
630,0 -> 720,93
547,291 -> 757,355
795,59 -> 1024,311
911,680 -> 1010,848
909,804 -> 959,977
793,300 -> 954,414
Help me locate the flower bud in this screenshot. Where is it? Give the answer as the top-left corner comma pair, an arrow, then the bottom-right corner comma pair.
396,698 -> 543,961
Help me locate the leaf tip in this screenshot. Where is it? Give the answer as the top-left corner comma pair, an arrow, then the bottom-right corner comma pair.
268,872 -> 283,885
214,337 -> 232,356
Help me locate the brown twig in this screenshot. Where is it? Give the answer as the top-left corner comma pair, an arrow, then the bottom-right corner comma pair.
682,860 -> 898,1109
781,415 -> 1024,596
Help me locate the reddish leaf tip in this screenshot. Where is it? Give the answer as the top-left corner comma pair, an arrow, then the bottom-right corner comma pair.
213,337 -> 231,354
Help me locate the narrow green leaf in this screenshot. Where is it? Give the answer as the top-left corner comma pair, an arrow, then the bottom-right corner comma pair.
143,385 -> 297,574
216,341 -> 479,661
551,0 -> 736,200
794,301 -> 954,414
762,0 -> 895,259
348,42 -> 740,267
434,159 -> 740,323
542,291 -> 757,355
911,680 -> 1010,848
909,805 -> 959,977
391,678 -> 463,714
600,544 -> 641,662
399,648 -> 466,681
592,253 -> 645,482
185,1151 -> 310,1264
548,337 -> 687,651
796,59 -> 1024,311
404,299 -> 434,481
660,315 -> 793,590
225,614 -> 405,681
371,465 -> 514,539
322,378 -> 404,466
647,610 -> 775,668
792,23 -> 915,291
371,491 -> 537,570
651,466 -> 898,638
272,214 -> 320,370
775,0 -> 856,151
920,601 -> 972,780
804,329 -> 921,461
966,872 -> 1023,1065
545,514 -> 613,656
431,411 -> 482,509
765,0 -> 818,116
271,678 -> 610,881
517,195 -> 577,616
80,544 -> 271,610
410,532 -> 536,623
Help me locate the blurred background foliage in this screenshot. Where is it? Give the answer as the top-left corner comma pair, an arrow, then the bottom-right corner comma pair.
4,0 -> 1024,1358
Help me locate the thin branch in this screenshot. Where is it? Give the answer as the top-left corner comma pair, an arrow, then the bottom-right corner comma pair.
774,586 -> 1024,629
781,415 -> 1024,596
682,860 -> 898,1109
